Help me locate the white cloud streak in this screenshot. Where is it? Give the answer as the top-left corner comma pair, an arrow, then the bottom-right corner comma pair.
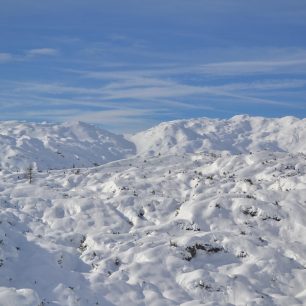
26,48 -> 59,57
1,47 -> 306,131
4,75 -> 306,111
0,48 -> 59,64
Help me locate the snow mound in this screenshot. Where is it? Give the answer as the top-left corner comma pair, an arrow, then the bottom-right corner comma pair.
0,121 -> 135,171
130,115 -> 306,156
0,287 -> 40,306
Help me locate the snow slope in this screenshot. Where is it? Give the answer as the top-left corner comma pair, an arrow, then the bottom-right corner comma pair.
0,152 -> 306,305
0,121 -> 135,171
0,116 -> 306,305
130,115 -> 306,156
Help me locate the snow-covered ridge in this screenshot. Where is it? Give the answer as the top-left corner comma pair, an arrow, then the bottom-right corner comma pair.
0,115 -> 306,172
0,121 -> 135,171
131,115 -> 306,156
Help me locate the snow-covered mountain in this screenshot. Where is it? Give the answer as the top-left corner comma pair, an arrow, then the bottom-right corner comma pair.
130,115 -> 306,156
1,116 -> 306,172
0,121 -> 135,171
0,116 -> 306,306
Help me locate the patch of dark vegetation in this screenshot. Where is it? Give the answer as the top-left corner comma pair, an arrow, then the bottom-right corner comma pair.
78,235 -> 87,253
244,178 -> 253,185
120,186 -> 129,191
195,281 -> 212,290
137,208 -> 145,218
195,281 -> 223,292
175,220 -> 200,231
184,243 -> 224,261
114,257 -> 120,266
242,207 -> 258,217
246,194 -> 256,199
237,250 -> 248,258
169,240 -> 177,247
262,215 -> 281,222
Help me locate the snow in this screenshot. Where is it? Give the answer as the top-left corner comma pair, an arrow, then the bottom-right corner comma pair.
130,115 -> 306,156
0,121 -> 135,171
0,116 -> 306,305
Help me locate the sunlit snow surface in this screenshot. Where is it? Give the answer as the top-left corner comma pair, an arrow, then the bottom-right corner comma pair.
0,116 -> 306,305
0,121 -> 135,171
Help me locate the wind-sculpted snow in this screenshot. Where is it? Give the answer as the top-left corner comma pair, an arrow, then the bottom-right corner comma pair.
0,151 -> 306,305
0,121 -> 135,171
130,115 -> 306,156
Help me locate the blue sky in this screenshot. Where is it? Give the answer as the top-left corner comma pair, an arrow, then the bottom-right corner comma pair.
1,0 -> 306,132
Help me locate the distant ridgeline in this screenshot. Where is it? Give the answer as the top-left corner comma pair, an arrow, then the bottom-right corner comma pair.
0,121 -> 135,172
0,115 -> 305,171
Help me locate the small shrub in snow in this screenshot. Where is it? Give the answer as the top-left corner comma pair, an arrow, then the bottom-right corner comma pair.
195,280 -> 213,291
137,208 -> 145,218
237,250 -> 248,258
26,165 -> 34,184
185,243 -> 224,261
242,207 -> 258,217
244,178 -> 253,185
78,235 -> 87,253
262,215 -> 281,222
169,240 -> 177,247
114,257 -> 120,266
246,194 -> 256,199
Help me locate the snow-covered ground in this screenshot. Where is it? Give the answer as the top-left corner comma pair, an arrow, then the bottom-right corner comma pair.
0,116 -> 306,305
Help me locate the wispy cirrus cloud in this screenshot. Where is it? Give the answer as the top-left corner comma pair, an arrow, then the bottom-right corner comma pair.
77,51 -> 306,79
1,45 -> 306,131
8,76 -> 306,107
0,48 -> 59,64
2,71 -> 305,126
26,48 -> 59,57
200,58 -> 306,76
